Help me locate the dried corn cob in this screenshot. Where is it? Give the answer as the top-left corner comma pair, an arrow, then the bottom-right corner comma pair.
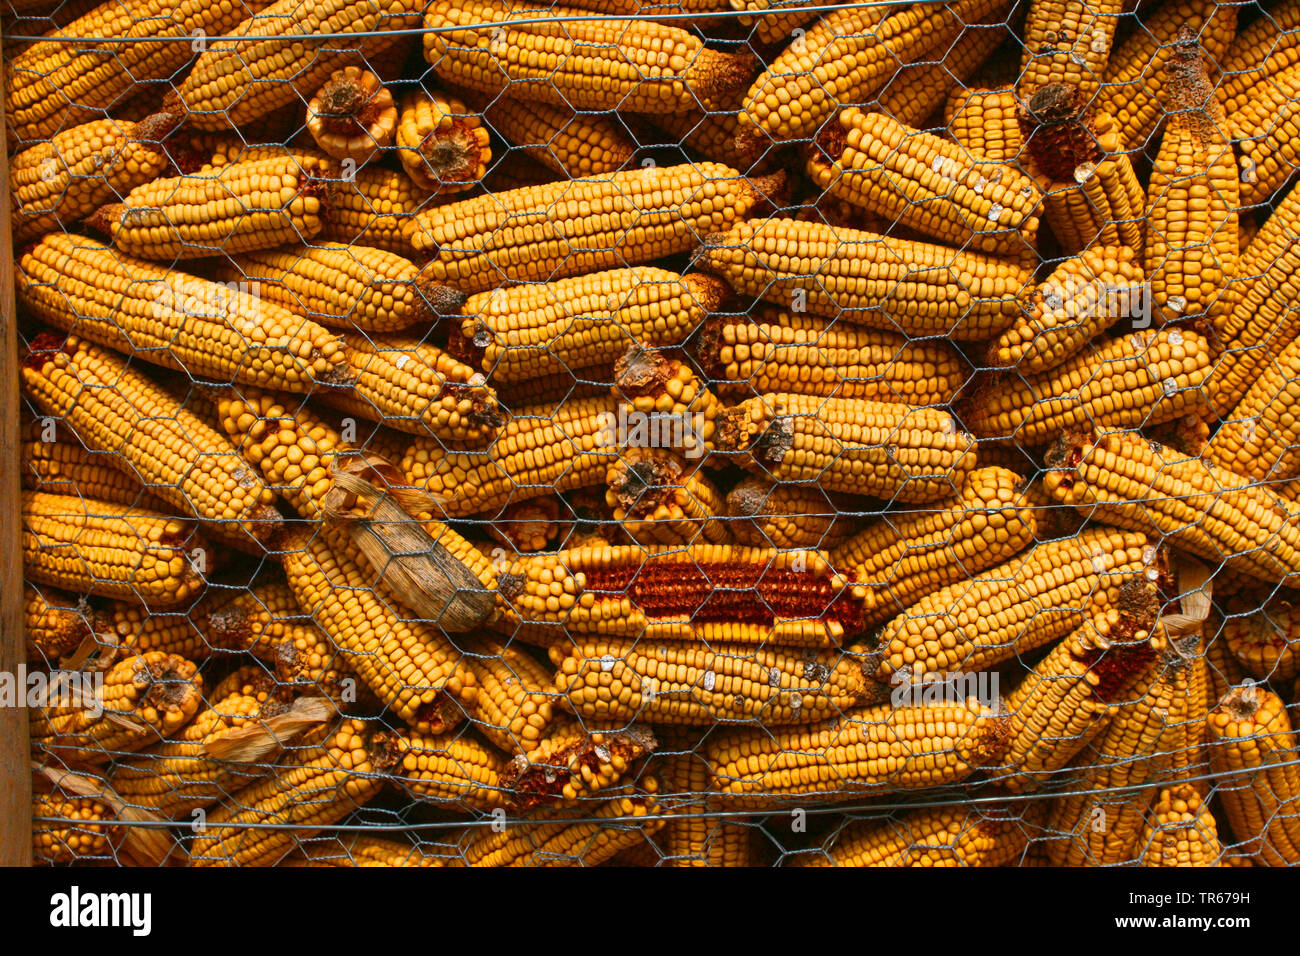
1221,597 -> 1300,683
286,835 -> 451,867
697,218 -> 1031,340
733,0 -> 816,46
794,805 -> 1027,867
656,750 -> 754,867
32,794 -> 117,864
320,165 -> 434,254
30,651 -> 202,765
726,477 -> 850,550
1219,0 -> 1300,115
385,727 -> 506,811
1138,784 -> 1223,866
874,25 -> 1006,129
612,347 -> 720,461
306,66 -> 397,165
945,87 -> 1023,164
875,527 -> 1155,677
88,154 -> 333,262
1019,0 -> 1124,98
423,0 -> 754,114
1206,685 -> 1300,865
716,393 -> 975,503
500,719 -> 656,810
499,544 -> 864,647
464,637 -> 557,755
964,328 -> 1213,446
396,88 -> 490,194
404,162 -> 778,292
481,96 -> 636,178
22,336 -> 282,546
1203,336 -> 1300,482
21,423 -> 166,511
831,465 -> 1040,627
648,88 -> 767,172
19,235 -> 351,391
605,449 -> 727,546
486,498 -> 567,553
24,585 -> 103,664
190,719 -> 400,867
1044,429 -> 1300,586
1230,60 -> 1300,207
807,108 -> 1042,257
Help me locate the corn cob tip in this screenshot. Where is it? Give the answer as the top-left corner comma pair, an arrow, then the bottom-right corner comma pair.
412,276 -> 469,320
1217,684 -> 1264,721
1042,428 -> 1094,473
689,47 -> 760,102
83,203 -> 122,237
715,403 -> 788,461
613,346 -> 674,399
131,110 -> 185,144
743,169 -> 790,211
680,272 -> 733,313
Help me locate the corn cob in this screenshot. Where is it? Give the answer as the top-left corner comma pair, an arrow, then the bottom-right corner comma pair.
481,96 -> 636,178
716,393 -> 975,504
648,89 -> 767,172
831,466 -> 1040,628
1157,635 -> 1211,794
168,0 -> 422,130
1044,429 -> 1300,586
385,727 -> 506,811
986,246 -> 1145,374
1206,605 -> 1251,704
487,498 -> 568,553
190,719 -> 400,867
24,585 -> 104,664
1144,30 -> 1238,326
732,0 -> 817,46
807,109 -> 1042,257
320,165 -> 434,254
738,0 -> 1010,143
1220,597 -> 1300,684
875,527 -> 1155,677
22,336 -> 283,546
451,268 -> 726,386
1206,685 -> 1300,865
550,636 -> 877,727
874,25 -> 1006,129
1219,0 -> 1300,116
32,794 -> 117,864
88,154 -> 334,262
1203,336 -> 1300,483
286,835 -> 451,867
964,328 -> 1213,446
19,235 -> 351,391
1230,60 -> 1300,207
5,0 -> 271,144
656,750 -> 754,867
612,347 -> 720,461
1138,784 -> 1223,866
605,449 -> 727,546
697,218 -> 1031,340
423,0 -> 755,114
726,477 -> 851,550
404,162 -> 778,292
281,523 -> 476,735
30,651 -> 202,765
464,637 -> 557,755
306,67 -> 397,165
395,88 -> 491,194
500,719 -> 656,810
499,544 -> 864,647
21,422 -> 167,512
794,805 -> 1027,867
22,491 -> 210,610
1019,0 -> 1124,98
946,87 -> 1024,163
706,701 -> 1010,807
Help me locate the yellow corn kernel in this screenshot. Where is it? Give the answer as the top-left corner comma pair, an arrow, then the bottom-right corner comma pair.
1138,785 -> 1224,867
875,25 -> 1006,129
726,477 -> 850,551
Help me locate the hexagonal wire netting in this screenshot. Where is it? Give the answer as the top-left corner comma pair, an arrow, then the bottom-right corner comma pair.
6,0 -> 1300,867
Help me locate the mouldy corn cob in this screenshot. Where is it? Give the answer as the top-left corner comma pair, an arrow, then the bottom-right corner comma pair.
605,449 -> 728,546
169,0 -> 423,130
499,544 -> 865,648
1018,0 -> 1124,98
24,585 -> 104,664
1138,784 -> 1223,866
1206,685 -> 1300,865
18,235 -> 351,391
500,719 -> 656,810
697,218 -> 1031,341
1229,60 -> 1300,207
22,336 -> 283,547
706,701 -> 1010,808
945,88 -> 1024,164
21,422 -> 166,511
88,154 -> 334,262
726,477 -> 850,550
807,108 -> 1042,257
396,89 -> 491,194
1221,596 -> 1300,683
715,393 -> 975,503
30,651 -> 202,765
1044,429 -> 1300,586
1219,0 -> 1300,115
656,750 -> 754,867
480,96 -> 636,178
451,268 -> 726,386
306,66 -> 397,165
32,795 -> 117,864
986,246 -> 1145,374
286,835 -> 451,867
793,805 -> 1027,867
10,113 -> 179,244
831,465 -> 1040,627
1203,336 -> 1300,482
403,162 -> 779,292
384,727 -> 507,811
423,0 -> 755,114
464,637 -> 557,755
964,327 -> 1213,446
320,165 -> 434,254
1144,30 -> 1238,326
190,719 -> 400,867
22,492 -> 210,610
550,636 -> 878,727
613,348 -> 720,461
874,527 -> 1155,677
874,25 -> 1006,130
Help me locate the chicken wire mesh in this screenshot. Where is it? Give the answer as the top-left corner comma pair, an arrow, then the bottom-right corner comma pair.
6,0 -> 1300,868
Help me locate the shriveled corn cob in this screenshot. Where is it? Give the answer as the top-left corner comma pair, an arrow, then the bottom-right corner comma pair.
831,466 -> 1040,627
1018,0 -> 1124,98
1206,685 -> 1300,866
807,109 -> 1042,257
30,651 -> 202,765
656,750 -> 754,867
1144,30 -> 1239,325
22,336 -> 282,546
190,719 -> 400,867
986,246 -> 1145,374
1138,785 -> 1223,866
306,67 -> 397,165
605,450 -> 727,546
88,155 -> 334,262
1203,336 -> 1300,482
320,165 -> 434,254
396,89 -> 490,194
501,719 -> 656,810
423,0 -> 755,114
726,477 -> 850,550
794,805 -> 1027,867
404,162 -> 777,292
385,727 -> 506,811
1044,429 -> 1300,586
499,544 -> 865,647
706,701 -> 1010,807
1221,597 -> 1300,683
18,235 -> 351,391
32,795 -> 117,864
716,393 -> 975,503
21,423 -> 166,511
550,636 -> 877,727
945,87 -> 1024,163
697,218 -> 1031,340
22,492 -> 210,610
451,268 -> 726,385
481,96 -> 635,178
169,0 -> 422,130
1219,0 -> 1300,115
464,637 -> 557,755
875,527 -> 1155,677
287,835 -> 451,867
874,25 -> 1006,129
964,327 -> 1213,446
24,585 -> 103,664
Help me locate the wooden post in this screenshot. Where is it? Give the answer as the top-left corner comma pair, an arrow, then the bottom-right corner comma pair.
0,31 -> 33,867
